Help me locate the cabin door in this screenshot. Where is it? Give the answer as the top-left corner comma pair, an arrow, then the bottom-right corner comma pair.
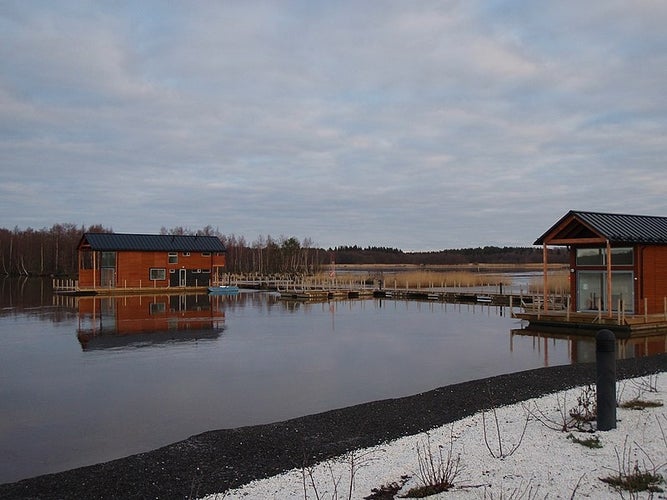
100,268 -> 115,288
179,268 -> 187,287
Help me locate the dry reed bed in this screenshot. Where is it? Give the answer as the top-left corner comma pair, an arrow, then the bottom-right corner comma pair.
308,270 -> 571,294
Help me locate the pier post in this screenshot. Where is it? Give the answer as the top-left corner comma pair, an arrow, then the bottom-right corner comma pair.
596,329 -> 616,431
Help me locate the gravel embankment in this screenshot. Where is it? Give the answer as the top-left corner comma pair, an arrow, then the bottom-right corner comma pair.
2,354 -> 666,500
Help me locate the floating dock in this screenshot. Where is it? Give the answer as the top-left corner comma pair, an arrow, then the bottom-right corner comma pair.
278,288 -> 375,301
513,310 -> 667,338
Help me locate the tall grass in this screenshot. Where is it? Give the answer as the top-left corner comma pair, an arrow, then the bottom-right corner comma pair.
309,268 -> 571,293
312,270 -> 511,288
527,272 -> 570,295
388,271 -> 511,289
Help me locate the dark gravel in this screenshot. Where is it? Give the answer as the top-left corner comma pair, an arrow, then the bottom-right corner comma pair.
2,354 -> 666,500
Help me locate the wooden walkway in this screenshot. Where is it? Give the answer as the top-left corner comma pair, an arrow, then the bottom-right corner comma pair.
275,283 -> 562,308
54,277 -> 563,309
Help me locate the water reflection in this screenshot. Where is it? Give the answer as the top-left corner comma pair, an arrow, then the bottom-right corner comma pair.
511,328 -> 667,365
76,294 -> 227,351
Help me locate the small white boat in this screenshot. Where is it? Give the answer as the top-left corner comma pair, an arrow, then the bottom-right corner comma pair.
208,285 -> 240,295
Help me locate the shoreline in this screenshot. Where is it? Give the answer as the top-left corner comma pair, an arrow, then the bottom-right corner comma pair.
2,354 -> 666,499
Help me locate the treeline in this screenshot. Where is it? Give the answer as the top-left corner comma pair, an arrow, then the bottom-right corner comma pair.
0,224 -> 112,276
0,224 -> 567,277
333,245 -> 568,265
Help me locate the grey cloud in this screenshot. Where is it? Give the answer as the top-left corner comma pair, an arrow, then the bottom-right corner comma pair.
1,1 -> 666,249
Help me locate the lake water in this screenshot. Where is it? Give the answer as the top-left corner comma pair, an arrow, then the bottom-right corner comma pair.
0,278 -> 664,484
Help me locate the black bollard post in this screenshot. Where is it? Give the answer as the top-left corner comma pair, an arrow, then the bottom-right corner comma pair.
596,329 -> 616,431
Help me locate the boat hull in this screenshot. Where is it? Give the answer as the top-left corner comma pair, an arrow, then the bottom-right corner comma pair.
208,286 -> 240,295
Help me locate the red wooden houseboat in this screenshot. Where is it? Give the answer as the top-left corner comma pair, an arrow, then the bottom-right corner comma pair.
518,210 -> 667,335
76,233 -> 226,293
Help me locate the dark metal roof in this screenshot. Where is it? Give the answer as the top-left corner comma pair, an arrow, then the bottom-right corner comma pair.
80,233 -> 226,252
535,210 -> 667,245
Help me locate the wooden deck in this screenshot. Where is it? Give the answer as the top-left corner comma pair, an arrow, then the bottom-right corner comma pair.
278,288 -> 376,301
513,310 -> 667,337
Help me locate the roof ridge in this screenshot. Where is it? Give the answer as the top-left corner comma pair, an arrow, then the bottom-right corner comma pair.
570,210 -> 667,219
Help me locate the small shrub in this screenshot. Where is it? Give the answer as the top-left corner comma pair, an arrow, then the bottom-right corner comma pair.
567,433 -> 603,449
631,373 -> 660,394
482,405 -> 529,459
302,448 -> 380,500
600,436 -> 665,494
403,431 -> 461,498
528,385 -> 601,433
569,385 -> 597,429
481,480 -> 545,499
601,466 -> 664,493
364,476 -> 410,499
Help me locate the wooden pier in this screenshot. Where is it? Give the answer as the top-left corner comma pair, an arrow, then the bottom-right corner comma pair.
276,283 -> 561,309
53,277 -> 667,336
513,310 -> 667,337
55,276 -> 562,309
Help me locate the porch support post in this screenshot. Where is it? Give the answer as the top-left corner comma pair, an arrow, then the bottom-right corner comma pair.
543,243 -> 549,312
606,240 -> 613,319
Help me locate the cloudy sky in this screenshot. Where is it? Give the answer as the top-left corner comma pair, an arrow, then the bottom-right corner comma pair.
1,1 -> 666,250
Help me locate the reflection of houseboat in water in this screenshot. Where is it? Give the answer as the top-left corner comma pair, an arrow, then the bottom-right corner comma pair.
76,294 -> 227,351
511,327 -> 667,365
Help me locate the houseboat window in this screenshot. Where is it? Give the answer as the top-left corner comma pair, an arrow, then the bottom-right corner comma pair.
576,248 -> 604,266
577,271 -> 604,310
576,270 -> 634,313
149,268 -> 166,280
100,251 -> 116,268
168,252 -> 178,264
80,251 -> 94,269
576,247 -> 633,266
611,247 -> 633,265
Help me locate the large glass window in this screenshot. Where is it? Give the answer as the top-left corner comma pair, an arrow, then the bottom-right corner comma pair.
577,271 -> 604,310
611,272 -> 634,312
100,268 -> 115,287
575,247 -> 633,266
100,251 -> 116,268
611,247 -> 633,265
577,271 -> 633,312
80,251 -> 94,269
576,248 -> 604,265
149,268 -> 166,280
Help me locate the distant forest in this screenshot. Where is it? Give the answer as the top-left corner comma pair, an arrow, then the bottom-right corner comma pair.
0,224 -> 568,277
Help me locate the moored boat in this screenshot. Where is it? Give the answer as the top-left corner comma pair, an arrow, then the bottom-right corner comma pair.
208,285 -> 240,295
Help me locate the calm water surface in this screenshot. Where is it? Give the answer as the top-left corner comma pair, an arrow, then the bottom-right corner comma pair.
0,278 -> 660,483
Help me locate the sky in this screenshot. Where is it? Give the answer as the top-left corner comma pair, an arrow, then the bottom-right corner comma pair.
1,1 -> 666,251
